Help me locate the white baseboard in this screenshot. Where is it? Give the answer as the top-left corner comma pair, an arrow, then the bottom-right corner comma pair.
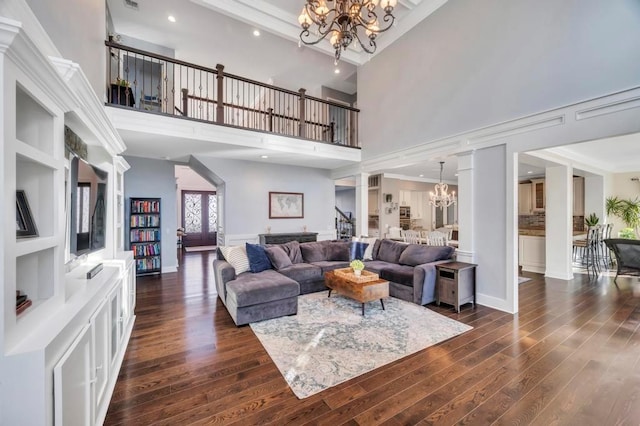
475,293 -> 517,314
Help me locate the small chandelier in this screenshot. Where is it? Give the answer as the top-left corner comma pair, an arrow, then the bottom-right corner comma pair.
429,162 -> 457,209
298,0 -> 397,64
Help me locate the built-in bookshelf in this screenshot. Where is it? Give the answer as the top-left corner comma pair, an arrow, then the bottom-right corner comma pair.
129,198 -> 161,275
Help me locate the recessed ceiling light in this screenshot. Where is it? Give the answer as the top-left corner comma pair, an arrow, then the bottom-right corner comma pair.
334,68 -> 340,74
454,173 -> 459,177
419,174 -> 424,177
527,170 -> 533,174
253,29 -> 260,37
168,15 -> 176,23
261,155 -> 269,159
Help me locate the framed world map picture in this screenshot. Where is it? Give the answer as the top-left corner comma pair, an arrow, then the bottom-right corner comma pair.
269,192 -> 304,219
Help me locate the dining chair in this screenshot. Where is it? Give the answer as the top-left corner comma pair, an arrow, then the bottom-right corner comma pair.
402,229 -> 422,244
427,231 -> 448,246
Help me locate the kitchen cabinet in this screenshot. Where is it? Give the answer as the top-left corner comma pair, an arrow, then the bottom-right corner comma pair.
518,183 -> 532,214
573,177 -> 585,216
399,190 -> 411,206
530,179 -> 545,211
410,191 -> 427,219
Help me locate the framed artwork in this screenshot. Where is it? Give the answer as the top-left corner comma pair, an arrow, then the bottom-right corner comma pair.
16,190 -> 38,238
269,192 -> 304,219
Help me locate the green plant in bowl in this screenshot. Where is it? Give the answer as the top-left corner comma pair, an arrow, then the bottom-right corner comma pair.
350,259 -> 364,271
584,213 -> 599,227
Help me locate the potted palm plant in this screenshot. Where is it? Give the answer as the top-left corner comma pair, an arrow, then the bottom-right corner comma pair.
606,196 -> 640,239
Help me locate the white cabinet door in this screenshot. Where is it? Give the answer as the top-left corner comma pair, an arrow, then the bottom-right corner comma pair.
91,299 -> 110,421
54,324 -> 92,426
109,282 -> 123,372
518,183 -> 532,215
399,190 -> 411,206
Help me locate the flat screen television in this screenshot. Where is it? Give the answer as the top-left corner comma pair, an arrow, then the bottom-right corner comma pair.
67,153 -> 108,258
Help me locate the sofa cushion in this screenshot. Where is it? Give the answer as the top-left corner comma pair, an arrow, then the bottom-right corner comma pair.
300,241 -> 329,263
349,241 -> 369,261
399,244 -> 455,266
377,239 -> 409,264
310,260 -> 350,274
245,243 -> 272,273
226,270 -> 299,307
371,239 -> 382,260
219,246 -> 251,274
378,264 -> 415,287
264,245 -> 293,270
280,240 -> 304,264
326,241 -> 350,261
277,263 -> 323,283
361,260 -> 390,274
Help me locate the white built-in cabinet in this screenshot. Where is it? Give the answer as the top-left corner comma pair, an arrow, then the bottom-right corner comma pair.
410,191 -> 427,219
530,179 -> 545,211
1,16 -> 134,426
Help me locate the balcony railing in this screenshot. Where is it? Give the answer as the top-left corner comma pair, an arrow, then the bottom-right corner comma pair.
105,41 -> 360,147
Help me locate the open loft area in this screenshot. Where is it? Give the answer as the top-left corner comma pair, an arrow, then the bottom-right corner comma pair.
2,0 -> 640,424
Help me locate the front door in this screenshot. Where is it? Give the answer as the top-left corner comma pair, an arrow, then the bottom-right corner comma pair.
182,190 -> 217,247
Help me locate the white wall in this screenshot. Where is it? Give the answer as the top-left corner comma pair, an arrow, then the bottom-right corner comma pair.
123,156 -> 178,273
607,172 -> 640,235
26,0 -> 106,98
358,0 -> 640,159
335,188 -> 356,216
194,156 -> 336,240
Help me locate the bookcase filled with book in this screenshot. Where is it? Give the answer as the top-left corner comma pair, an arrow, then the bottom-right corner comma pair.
129,198 -> 161,275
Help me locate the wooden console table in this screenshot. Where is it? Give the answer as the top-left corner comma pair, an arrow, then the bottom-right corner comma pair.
258,232 -> 318,245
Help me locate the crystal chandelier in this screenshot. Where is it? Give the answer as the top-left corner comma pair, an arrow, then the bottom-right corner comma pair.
298,0 -> 397,64
429,162 -> 457,209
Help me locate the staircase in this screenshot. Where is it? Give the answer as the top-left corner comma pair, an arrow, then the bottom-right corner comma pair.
335,206 -> 355,241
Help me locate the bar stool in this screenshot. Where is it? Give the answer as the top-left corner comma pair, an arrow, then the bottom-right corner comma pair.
573,226 -> 600,277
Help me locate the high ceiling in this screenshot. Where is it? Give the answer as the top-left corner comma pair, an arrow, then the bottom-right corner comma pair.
107,0 -> 640,182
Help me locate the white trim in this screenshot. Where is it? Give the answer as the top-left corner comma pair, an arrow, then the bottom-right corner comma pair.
161,266 -> 178,274
476,293 -> 515,314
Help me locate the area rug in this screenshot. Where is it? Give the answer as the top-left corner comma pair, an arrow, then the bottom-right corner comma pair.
518,276 -> 532,284
250,291 -> 473,399
183,245 -> 216,252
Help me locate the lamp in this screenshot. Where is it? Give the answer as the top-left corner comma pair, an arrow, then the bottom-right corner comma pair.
429,162 -> 456,209
298,0 -> 397,64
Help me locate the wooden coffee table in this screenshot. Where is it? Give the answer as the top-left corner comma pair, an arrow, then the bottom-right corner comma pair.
324,270 -> 389,316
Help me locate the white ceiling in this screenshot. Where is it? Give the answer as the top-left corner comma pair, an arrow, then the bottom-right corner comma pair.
107,0 -> 640,183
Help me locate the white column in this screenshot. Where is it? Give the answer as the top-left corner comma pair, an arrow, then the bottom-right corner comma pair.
545,164 -> 573,280
355,173 -> 369,237
456,152 -> 474,264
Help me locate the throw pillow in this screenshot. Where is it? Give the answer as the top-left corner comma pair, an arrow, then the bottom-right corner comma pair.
360,237 -> 378,260
264,245 -> 293,270
280,240 -> 304,264
349,241 -> 369,261
326,241 -> 350,261
377,239 -> 409,264
219,246 -> 251,274
398,244 -> 455,266
245,243 -> 272,273
299,241 -> 328,263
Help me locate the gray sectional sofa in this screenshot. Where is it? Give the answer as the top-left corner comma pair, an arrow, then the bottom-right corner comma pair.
213,239 -> 454,326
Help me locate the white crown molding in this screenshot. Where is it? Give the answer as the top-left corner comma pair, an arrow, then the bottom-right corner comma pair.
331,85 -> 640,181
0,17 -> 20,53
382,172 -> 456,185
190,0 -> 448,66
49,57 -> 126,156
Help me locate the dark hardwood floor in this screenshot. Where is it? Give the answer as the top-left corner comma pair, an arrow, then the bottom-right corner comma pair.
104,251 -> 640,425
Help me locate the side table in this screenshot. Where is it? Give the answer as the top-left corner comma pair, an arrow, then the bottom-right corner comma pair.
436,262 -> 477,313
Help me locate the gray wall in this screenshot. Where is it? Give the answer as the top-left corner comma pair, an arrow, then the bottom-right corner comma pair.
26,0 -> 106,98
473,145 -> 507,301
195,156 -> 336,237
123,156 -> 178,272
358,0 -> 640,158
336,188 -> 356,216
